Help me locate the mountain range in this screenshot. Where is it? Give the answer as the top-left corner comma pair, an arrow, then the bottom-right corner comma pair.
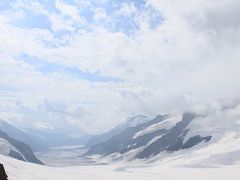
85,112 -> 212,160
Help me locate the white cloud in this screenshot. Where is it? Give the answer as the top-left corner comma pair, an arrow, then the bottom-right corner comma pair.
0,0 -> 240,133
94,8 -> 107,22
119,3 -> 137,16
55,0 -> 82,22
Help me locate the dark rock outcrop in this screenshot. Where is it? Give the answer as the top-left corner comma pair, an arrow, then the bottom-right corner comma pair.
0,163 -> 8,180
182,135 -> 212,149
136,113 -> 212,159
136,113 -> 196,158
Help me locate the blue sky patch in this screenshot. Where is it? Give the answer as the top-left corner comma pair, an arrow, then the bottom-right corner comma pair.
2,0 -> 163,36
18,54 -> 122,83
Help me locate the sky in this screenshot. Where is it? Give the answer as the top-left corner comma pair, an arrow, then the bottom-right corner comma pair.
0,0 -> 240,134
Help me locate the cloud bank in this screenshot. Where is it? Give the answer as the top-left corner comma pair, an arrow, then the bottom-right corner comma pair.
0,0 -> 239,133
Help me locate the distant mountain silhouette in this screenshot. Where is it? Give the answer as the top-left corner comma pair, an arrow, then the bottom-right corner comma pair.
0,130 -> 43,165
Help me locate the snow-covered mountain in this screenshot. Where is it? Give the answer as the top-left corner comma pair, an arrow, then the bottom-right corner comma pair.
85,113 -> 211,159
85,105 -> 240,161
0,130 -> 43,165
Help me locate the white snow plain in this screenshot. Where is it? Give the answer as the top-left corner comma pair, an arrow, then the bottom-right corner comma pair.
1,132 -> 240,180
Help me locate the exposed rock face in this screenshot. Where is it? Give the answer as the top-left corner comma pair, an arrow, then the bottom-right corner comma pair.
136,113 -> 211,159
0,163 -> 8,180
182,135 -> 212,149
85,115 -> 168,156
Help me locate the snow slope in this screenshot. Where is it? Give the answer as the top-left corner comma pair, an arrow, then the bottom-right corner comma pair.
1,131 -> 240,180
